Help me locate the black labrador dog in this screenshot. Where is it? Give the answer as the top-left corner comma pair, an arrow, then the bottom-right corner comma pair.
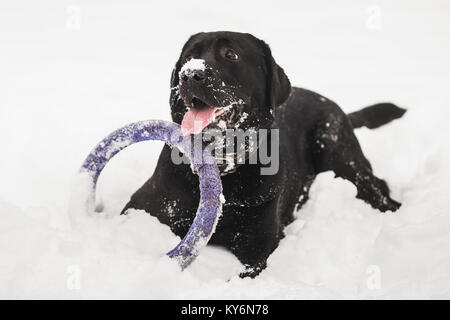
122,31 -> 405,277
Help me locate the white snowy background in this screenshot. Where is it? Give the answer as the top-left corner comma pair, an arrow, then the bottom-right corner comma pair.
1,0 -> 450,299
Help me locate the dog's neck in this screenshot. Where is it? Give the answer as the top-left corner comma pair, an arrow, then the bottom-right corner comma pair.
216,124 -> 275,177
217,92 -> 294,177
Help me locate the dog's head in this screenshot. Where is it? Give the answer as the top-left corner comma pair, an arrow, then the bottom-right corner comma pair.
170,31 -> 291,135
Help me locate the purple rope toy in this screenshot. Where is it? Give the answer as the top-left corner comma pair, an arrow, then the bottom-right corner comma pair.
79,120 -> 223,269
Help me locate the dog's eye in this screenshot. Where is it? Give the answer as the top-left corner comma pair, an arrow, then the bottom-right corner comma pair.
184,55 -> 193,62
224,49 -> 239,61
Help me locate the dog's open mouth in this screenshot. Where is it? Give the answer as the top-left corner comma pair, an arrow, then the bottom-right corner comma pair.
181,97 -> 235,136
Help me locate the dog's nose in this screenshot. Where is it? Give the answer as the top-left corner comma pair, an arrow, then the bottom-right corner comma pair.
181,69 -> 206,82
192,70 -> 205,81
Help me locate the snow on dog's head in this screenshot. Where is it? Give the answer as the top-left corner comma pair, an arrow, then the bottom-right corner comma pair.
179,58 -> 205,76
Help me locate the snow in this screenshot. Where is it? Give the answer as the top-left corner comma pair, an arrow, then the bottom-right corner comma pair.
1,0 -> 450,299
180,59 -> 206,75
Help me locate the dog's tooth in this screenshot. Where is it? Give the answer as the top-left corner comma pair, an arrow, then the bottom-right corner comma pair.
218,120 -> 227,130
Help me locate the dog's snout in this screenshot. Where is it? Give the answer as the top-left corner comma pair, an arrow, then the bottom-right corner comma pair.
193,70 -> 205,81
181,69 -> 206,82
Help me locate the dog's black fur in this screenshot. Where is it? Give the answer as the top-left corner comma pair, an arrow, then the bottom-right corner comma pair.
122,32 -> 405,277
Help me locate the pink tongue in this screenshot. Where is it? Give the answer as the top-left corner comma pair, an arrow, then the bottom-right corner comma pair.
181,107 -> 217,136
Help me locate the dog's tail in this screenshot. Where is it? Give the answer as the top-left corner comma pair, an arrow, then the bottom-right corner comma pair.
347,103 -> 406,129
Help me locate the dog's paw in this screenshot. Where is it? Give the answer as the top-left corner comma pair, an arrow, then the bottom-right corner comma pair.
239,269 -> 261,279
377,197 -> 401,213
239,262 -> 266,279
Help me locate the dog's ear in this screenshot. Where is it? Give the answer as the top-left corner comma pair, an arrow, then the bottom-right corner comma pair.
169,57 -> 184,124
259,40 -> 291,108
169,34 -> 202,123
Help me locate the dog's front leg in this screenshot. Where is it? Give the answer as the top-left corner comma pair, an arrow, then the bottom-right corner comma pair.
220,199 -> 282,278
